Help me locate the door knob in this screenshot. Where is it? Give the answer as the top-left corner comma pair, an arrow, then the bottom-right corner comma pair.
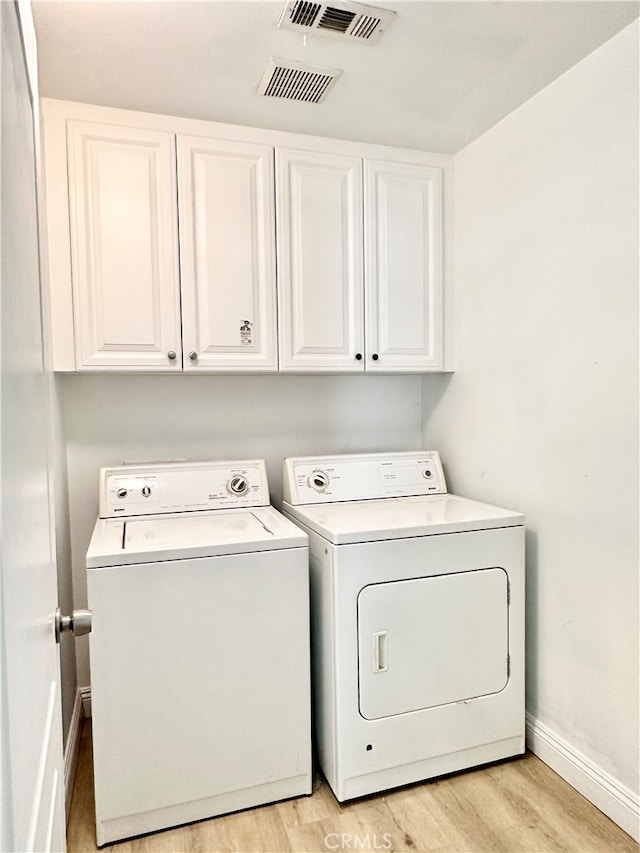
55,607 -> 92,644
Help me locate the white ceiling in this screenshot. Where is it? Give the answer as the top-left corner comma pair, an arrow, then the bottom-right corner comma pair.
32,0 -> 639,154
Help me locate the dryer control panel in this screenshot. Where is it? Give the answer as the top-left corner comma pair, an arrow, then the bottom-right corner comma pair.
99,460 -> 270,517
283,452 -> 447,505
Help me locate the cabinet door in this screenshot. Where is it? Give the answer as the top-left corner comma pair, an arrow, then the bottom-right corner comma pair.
67,122 -> 181,369
277,149 -> 364,372
178,137 -> 277,371
365,160 -> 443,371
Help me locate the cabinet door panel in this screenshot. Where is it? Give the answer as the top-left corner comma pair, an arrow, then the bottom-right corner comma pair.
67,122 -> 181,369
277,149 -> 364,371
365,161 -> 443,371
178,137 -> 277,371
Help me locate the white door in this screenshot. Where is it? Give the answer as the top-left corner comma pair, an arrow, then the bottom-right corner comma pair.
364,160 -> 443,371
178,136 -> 277,371
276,148 -> 364,371
67,121 -> 182,370
1,3 -> 66,851
358,569 -> 509,720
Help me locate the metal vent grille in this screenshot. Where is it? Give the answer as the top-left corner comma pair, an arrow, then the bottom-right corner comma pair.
318,6 -> 356,32
350,14 -> 380,39
290,1 -> 321,26
258,59 -> 342,104
279,0 -> 394,43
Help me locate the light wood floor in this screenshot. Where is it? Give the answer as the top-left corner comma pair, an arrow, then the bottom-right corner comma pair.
67,720 -> 638,853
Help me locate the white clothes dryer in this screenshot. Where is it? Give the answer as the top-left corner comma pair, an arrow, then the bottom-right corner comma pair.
87,460 -> 311,846
282,451 -> 525,802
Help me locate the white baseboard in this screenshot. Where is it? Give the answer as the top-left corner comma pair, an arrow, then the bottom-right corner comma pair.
80,684 -> 92,718
63,689 -> 83,822
526,712 -> 640,842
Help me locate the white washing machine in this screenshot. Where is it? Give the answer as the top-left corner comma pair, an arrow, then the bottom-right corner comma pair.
282,451 -> 525,802
87,460 -> 311,846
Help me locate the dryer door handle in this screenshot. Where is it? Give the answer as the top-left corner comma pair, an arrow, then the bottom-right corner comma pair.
372,631 -> 388,673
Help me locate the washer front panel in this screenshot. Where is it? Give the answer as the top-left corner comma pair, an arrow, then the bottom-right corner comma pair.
357,568 -> 509,719
88,548 -> 311,835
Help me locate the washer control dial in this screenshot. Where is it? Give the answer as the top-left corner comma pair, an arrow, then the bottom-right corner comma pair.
227,475 -> 249,496
308,471 -> 330,492
423,469 -> 433,479
116,488 -> 128,499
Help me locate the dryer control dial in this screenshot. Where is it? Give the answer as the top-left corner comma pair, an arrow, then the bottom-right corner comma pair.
227,475 -> 249,496
308,471 -> 330,492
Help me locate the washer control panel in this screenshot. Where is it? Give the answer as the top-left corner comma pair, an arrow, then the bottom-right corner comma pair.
100,460 -> 269,518
283,452 -> 447,505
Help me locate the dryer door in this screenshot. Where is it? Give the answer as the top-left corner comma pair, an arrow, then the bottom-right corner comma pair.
358,568 -> 509,720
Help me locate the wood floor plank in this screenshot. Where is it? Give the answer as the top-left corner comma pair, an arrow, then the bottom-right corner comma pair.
429,762 -> 569,853
384,780 -> 472,851
507,756 -> 638,852
67,720 -> 639,853
317,796 -> 416,852
186,802 -> 292,853
276,774 -> 343,827
404,775 -> 516,853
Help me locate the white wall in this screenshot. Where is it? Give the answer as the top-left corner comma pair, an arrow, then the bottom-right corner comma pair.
61,372 -> 423,685
423,21 -> 639,836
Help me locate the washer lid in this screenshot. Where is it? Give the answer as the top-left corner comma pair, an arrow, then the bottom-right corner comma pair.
282,493 -> 524,544
87,506 -> 307,568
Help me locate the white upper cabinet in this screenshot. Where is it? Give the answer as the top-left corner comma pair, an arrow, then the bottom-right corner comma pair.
276,150 -> 443,373
44,101 -> 451,374
365,160 -> 443,371
276,149 -> 365,372
67,122 -> 182,369
177,136 -> 277,371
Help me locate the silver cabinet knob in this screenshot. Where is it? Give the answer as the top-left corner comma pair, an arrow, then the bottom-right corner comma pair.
167,350 -> 177,360
189,351 -> 198,361
55,607 -> 92,644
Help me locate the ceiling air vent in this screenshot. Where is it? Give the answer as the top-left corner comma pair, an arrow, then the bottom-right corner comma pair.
258,58 -> 342,104
278,0 -> 395,43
